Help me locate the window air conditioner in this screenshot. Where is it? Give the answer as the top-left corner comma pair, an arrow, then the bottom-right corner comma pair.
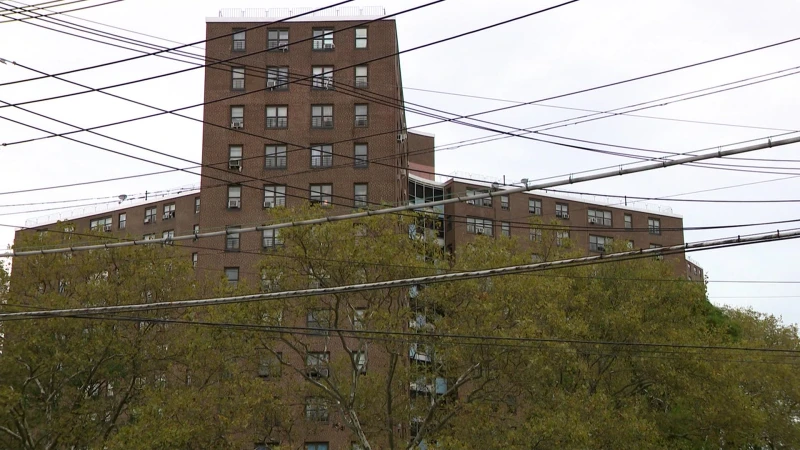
323,79 -> 333,90
263,200 -> 274,208
103,224 -> 112,232
144,217 -> 153,224
279,45 -> 288,52
231,121 -> 243,129
228,199 -> 241,209
266,80 -> 277,89
323,42 -> 335,49
589,217 -> 599,224
229,159 -> 241,170
562,213 -> 570,219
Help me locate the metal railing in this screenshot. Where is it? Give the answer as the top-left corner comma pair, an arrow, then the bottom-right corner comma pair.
219,6 -> 386,18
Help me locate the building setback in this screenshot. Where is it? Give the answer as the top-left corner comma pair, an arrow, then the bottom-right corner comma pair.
12,6 -> 704,449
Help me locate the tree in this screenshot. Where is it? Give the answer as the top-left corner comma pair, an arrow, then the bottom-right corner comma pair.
0,228 -> 283,449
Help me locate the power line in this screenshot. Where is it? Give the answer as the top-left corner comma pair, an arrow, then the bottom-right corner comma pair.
3,133 -> 799,258
2,226 -> 800,323
0,0 -> 116,23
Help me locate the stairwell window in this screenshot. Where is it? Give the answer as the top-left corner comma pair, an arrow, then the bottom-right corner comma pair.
354,104 -> 368,127
355,66 -> 368,88
355,27 -> 367,48
354,144 -> 368,168
231,106 -> 244,128
312,66 -> 334,89
267,29 -> 288,51
310,184 -> 332,206
589,235 -> 612,252
194,197 -> 200,214
648,218 -> 661,235
118,213 -> 126,230
265,145 -> 287,169
232,29 -> 245,51
588,209 -> 612,227
231,67 -> 245,90
311,145 -> 333,168
266,66 -> 288,90
226,226 -> 241,252
263,185 -> 286,208
265,106 -> 288,128
312,28 -> 334,50
311,105 -> 334,128
227,186 -> 242,209
466,217 -> 493,236
354,183 -> 368,208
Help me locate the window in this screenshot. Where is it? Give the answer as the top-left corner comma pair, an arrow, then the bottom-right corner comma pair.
267,29 -> 288,51
354,183 -> 368,208
466,188 -> 492,207
231,106 -> 244,128
306,444 -> 329,450
355,27 -> 367,48
501,222 -> 510,237
589,235 -> 612,252
354,104 -> 368,127
229,145 -> 242,170
354,144 -> 368,167
466,217 -> 493,236
650,244 -> 664,260
90,216 -> 112,232
311,145 -> 333,168
143,233 -> 156,240
352,351 -> 367,374
528,198 -> 542,215
265,145 -> 287,169
501,195 -> 509,210
556,203 -> 569,219
648,218 -> 661,235
232,28 -> 245,51
310,184 -> 332,206
353,308 -> 366,330
191,253 -> 198,267
227,186 -> 242,209
163,203 -> 175,220
588,209 -> 612,227
263,185 -> 286,208
624,214 -> 632,229
115,213 -> 126,230
307,309 -> 330,335
305,398 -> 329,422
224,267 -> 239,286
266,66 -> 288,90
258,351 -> 282,378
193,224 -> 199,234
529,228 -> 542,242
355,65 -> 368,88
231,67 -> 245,90
195,197 -> 200,214
311,105 -> 333,128
312,28 -> 334,50
305,352 -> 330,377
144,207 -> 156,224
265,106 -> 288,128
556,230 -> 570,246
627,240 -> 634,249
262,229 -> 283,249
162,230 -> 174,240
226,226 -> 241,251
312,66 -> 334,89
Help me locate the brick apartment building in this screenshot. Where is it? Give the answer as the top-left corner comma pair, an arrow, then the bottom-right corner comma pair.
12,6 -> 703,449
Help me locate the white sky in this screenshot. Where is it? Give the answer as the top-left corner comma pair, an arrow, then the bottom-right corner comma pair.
1,0 -> 799,327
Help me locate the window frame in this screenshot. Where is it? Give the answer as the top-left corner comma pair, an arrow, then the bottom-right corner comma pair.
354,143 -> 368,168
304,397 -> 329,422
267,29 -> 289,51
230,106 -> 244,127
194,197 -> 200,214
311,104 -> 334,128
306,309 -> 330,335
265,105 -> 288,129
225,226 -> 241,252
312,28 -> 334,50
528,198 -> 542,215
144,207 -> 157,224
589,235 -> 612,252
266,66 -> 289,90
263,185 -> 286,208
312,66 -> 334,89
648,217 -> 661,235
466,217 -> 493,236
224,267 -> 240,285
118,213 -> 127,230
354,65 -> 368,88
232,28 -> 246,51
624,213 -> 632,229
265,145 -> 287,169
310,145 -> 333,168
262,228 -> 284,249
354,183 -> 368,208
355,27 -> 367,48
163,203 -> 176,220
90,216 -> 113,232
227,185 -> 242,209
231,67 -> 245,91
309,184 -> 333,206
354,104 -> 368,127
555,203 -> 569,219
501,221 -> 510,237
588,209 -> 612,227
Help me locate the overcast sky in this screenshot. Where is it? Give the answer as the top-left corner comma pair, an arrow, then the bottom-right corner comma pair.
1,0 -> 799,327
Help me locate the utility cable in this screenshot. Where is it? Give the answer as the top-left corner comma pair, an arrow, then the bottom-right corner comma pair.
3,133 -> 798,258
